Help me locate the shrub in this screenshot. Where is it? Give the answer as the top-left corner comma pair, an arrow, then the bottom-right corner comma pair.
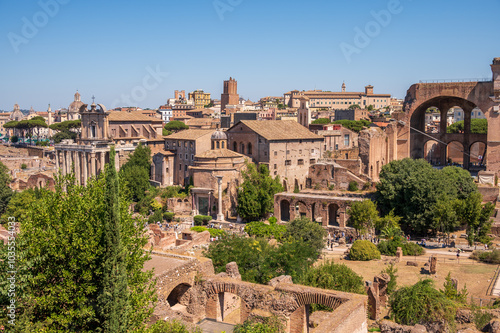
163,212 -> 175,222
300,260 -> 365,295
191,226 -> 208,233
441,272 -> 468,304
148,210 -> 163,224
389,279 -> 457,326
470,249 -> 500,264
193,215 -> 212,226
208,228 -> 226,238
234,315 -> 284,333
382,263 -> 398,294
348,181 -> 359,191
10,135 -> 18,143
402,242 -> 425,256
472,307 -> 493,331
268,216 -> 277,224
378,239 -> 425,256
245,221 -> 286,241
20,163 -> 27,170
147,319 -> 201,333
150,200 -> 162,212
349,240 -> 381,261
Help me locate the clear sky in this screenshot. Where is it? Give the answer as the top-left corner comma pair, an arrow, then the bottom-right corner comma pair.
0,0 -> 499,111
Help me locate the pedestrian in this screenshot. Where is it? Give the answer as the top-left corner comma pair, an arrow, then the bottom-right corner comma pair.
456,249 -> 460,259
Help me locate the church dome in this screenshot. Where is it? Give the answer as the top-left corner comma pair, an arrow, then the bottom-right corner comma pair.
211,129 -> 227,141
69,90 -> 84,113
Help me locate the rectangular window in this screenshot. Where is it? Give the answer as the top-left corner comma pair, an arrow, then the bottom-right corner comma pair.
344,134 -> 350,147
299,149 -> 302,154
274,164 -> 277,169
285,160 -> 291,166
179,164 -> 182,170
298,159 -> 304,165
191,154 -> 194,160
274,151 -> 277,156
286,150 -> 290,155
310,159 -> 316,164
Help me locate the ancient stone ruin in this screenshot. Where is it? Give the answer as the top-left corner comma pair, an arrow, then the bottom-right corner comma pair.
154,254 -> 368,333
367,273 -> 390,320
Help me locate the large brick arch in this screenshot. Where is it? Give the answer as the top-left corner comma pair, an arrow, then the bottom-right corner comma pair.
281,289 -> 348,313
398,79 -> 499,171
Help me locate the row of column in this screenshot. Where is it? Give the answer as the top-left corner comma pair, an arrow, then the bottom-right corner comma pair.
56,150 -> 118,185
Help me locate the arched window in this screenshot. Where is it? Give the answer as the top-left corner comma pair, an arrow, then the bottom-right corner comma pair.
240,143 -> 245,154
216,141 -> 220,149
90,122 -> 96,138
233,142 -> 237,152
247,143 -> 252,155
221,141 -> 225,149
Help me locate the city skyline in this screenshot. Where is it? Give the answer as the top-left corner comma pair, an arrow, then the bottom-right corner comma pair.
1,0 -> 499,111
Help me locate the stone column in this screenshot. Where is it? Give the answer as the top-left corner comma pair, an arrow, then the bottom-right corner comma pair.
74,151 -> 81,184
99,151 -> 106,175
463,105 -> 472,170
56,151 -> 60,171
90,153 -> 96,177
63,151 -> 68,175
114,149 -> 120,172
216,176 -> 224,221
162,156 -> 167,186
82,152 -> 88,186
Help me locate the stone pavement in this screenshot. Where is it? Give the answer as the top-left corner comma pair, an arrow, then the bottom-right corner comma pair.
197,319 -> 235,333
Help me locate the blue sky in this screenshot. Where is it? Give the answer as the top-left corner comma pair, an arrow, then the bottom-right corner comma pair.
0,0 -> 499,111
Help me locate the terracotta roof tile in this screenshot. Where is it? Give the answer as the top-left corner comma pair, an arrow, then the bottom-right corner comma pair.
231,120 -> 323,141
195,149 -> 245,159
165,129 -> 215,140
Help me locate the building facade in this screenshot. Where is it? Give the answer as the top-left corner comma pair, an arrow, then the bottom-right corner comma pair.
285,84 -> 391,111
221,77 -> 239,113
188,90 -> 211,109
226,120 -> 324,192
164,129 -> 216,185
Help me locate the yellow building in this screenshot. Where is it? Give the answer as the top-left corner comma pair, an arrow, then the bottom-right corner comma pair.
188,90 -> 211,109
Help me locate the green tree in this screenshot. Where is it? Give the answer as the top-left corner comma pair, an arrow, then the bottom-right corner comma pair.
311,118 -> 330,125
204,234 -> 317,284
0,162 -> 13,218
237,163 -> 283,221
1,172 -> 155,331
447,118 -> 488,134
367,105 -> 374,111
375,210 -> 402,232
455,192 -> 495,245
1,188 -> 38,223
432,197 -> 459,243
50,119 -> 81,143
284,216 -> 326,255
332,119 -> 371,133
119,143 -> 152,202
347,200 -> 378,235
164,120 -> 189,132
376,159 -> 477,235
29,116 -> 48,141
348,104 -> 360,110
97,147 -> 129,332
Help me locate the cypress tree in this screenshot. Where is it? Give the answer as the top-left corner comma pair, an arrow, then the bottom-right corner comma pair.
97,146 -> 129,332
